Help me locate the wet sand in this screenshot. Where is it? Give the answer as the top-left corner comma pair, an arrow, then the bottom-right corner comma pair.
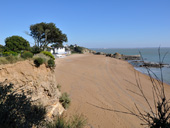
55,54 -> 170,128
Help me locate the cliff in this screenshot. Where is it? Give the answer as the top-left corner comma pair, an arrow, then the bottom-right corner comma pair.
0,60 -> 64,120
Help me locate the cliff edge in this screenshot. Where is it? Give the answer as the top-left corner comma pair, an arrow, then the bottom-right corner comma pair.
0,60 -> 64,120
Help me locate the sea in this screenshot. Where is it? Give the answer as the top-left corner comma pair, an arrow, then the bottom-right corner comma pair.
91,48 -> 170,85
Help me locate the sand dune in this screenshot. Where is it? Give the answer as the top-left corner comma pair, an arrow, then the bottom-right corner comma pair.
55,54 -> 170,128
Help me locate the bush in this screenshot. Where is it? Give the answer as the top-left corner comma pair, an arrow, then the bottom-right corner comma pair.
57,84 -> 61,91
0,55 -> 24,65
46,115 -> 68,128
59,92 -> 71,109
21,51 -> 33,59
74,46 -> 83,53
0,57 -> 9,65
31,46 -> 42,54
41,51 -> 55,60
33,53 -> 50,64
69,114 -> 87,128
2,51 -> 18,56
46,114 -> 87,128
6,55 -> 18,64
34,58 -> 44,67
0,45 -> 5,53
48,59 -> 55,68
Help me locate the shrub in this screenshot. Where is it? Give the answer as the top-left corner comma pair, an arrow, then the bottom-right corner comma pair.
41,51 -> 55,60
69,114 -> 87,128
48,59 -> 55,68
0,57 -> 9,65
59,92 -> 71,109
0,55 -> 23,65
46,115 -> 68,128
21,51 -> 33,59
31,46 -> 42,54
46,114 -> 87,128
0,45 -> 5,53
34,58 -> 44,67
6,55 -> 18,64
2,51 -> 18,56
33,53 -> 50,65
57,84 -> 61,91
73,46 -> 83,54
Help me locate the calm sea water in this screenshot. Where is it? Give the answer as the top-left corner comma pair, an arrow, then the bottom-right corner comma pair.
91,48 -> 170,85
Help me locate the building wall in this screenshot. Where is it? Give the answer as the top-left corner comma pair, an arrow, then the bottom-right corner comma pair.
50,49 -> 54,54
54,48 -> 65,54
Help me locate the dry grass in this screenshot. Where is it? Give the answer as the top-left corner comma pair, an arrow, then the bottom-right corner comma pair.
0,56 -> 24,65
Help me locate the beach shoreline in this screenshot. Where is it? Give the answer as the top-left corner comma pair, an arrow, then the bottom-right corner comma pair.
92,47 -> 170,85
55,54 -> 170,128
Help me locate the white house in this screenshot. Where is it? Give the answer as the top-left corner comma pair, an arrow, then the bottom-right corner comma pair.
49,47 -> 65,54
54,47 -> 65,54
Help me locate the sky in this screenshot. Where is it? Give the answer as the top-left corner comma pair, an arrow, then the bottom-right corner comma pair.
0,0 -> 170,48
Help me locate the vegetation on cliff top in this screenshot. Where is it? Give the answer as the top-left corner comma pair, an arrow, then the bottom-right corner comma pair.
5,36 -> 30,52
30,22 -> 67,50
0,22 -> 89,128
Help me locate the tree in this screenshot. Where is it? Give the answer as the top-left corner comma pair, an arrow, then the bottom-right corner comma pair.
0,44 -> 5,52
74,46 -> 83,53
51,43 -> 64,48
5,36 -> 30,52
30,22 -> 68,50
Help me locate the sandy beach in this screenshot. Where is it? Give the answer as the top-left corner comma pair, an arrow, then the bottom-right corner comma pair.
55,54 -> 170,128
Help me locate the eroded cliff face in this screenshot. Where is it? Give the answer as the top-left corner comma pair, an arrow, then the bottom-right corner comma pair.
0,60 -> 64,120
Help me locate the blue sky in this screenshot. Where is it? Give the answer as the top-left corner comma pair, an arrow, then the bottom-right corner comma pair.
0,0 -> 170,48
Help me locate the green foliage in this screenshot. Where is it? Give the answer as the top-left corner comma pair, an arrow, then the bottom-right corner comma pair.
0,57 -> 9,64
46,114 -> 87,128
46,115 -> 69,128
34,57 -> 44,67
51,43 -> 64,48
59,92 -> 71,109
69,45 -> 74,50
31,46 -> 43,54
41,51 -> 55,60
6,55 -> 19,63
48,59 -> 55,68
30,22 -> 67,50
69,114 -> 87,128
5,36 -> 30,52
57,84 -> 61,91
0,82 -> 46,128
69,45 -> 83,54
0,44 -> 5,52
74,46 -> 83,53
33,53 -> 50,65
0,56 -> 23,65
21,51 -> 33,59
2,51 -> 18,56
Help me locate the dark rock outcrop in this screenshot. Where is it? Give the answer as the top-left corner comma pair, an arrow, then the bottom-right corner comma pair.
95,52 -> 106,55
122,55 -> 141,60
140,62 -> 169,68
130,60 -> 170,68
113,52 -> 122,59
